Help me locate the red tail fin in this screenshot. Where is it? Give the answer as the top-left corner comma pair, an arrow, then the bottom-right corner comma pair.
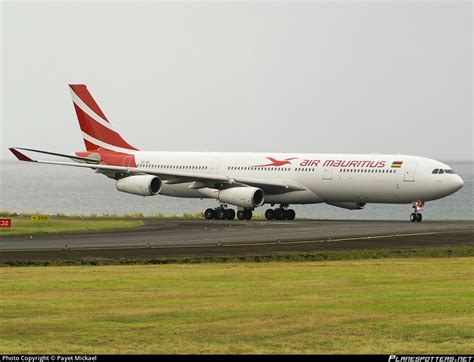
69,84 -> 138,152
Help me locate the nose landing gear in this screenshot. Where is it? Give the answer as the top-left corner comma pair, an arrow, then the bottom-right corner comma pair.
410,200 -> 424,222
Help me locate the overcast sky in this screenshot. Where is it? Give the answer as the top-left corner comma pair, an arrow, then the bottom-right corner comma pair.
1,1 -> 472,161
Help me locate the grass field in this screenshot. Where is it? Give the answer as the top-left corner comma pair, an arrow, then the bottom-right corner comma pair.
0,217 -> 143,236
1,257 -> 473,354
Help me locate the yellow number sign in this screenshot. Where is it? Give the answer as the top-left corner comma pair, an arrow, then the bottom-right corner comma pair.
31,215 -> 50,222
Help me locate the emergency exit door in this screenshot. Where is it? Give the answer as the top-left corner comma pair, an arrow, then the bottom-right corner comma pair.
403,163 -> 417,182
322,167 -> 333,180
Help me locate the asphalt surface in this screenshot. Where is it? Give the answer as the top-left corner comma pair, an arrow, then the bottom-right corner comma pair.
0,219 -> 472,261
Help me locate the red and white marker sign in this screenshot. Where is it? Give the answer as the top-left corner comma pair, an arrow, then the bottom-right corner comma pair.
0,218 -> 11,228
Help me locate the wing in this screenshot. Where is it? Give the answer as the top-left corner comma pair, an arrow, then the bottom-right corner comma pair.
9,147 -> 307,194
10,147 -> 100,163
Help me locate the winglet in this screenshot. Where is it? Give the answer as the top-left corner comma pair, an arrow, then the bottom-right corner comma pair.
9,148 -> 34,162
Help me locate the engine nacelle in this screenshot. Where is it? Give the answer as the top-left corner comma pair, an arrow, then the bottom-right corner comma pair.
326,202 -> 366,210
218,187 -> 264,208
116,175 -> 162,196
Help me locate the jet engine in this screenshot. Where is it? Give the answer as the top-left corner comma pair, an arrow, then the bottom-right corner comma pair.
326,202 -> 366,210
116,175 -> 162,196
218,187 -> 264,208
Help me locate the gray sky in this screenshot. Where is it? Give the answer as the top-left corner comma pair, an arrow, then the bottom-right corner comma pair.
1,1 -> 472,161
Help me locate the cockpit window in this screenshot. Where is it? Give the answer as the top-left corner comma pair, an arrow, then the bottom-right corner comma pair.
432,169 -> 439,174
445,169 -> 454,174
438,169 -> 444,174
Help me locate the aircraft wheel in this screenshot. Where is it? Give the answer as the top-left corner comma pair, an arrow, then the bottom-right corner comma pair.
286,209 -> 296,221
416,213 -> 422,222
265,209 -> 275,220
225,209 -> 236,220
215,209 -> 226,220
275,208 -> 286,220
243,209 -> 253,220
237,210 -> 244,220
205,208 -> 215,220
410,213 -> 417,222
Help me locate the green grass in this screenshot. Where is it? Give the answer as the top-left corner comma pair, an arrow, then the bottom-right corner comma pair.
0,217 -> 143,236
2,246 -> 474,267
0,210 -> 205,219
0,257 -> 473,354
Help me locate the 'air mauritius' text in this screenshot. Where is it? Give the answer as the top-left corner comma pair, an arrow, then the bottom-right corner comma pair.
299,160 -> 386,168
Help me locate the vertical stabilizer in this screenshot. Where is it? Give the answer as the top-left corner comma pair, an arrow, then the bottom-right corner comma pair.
69,84 -> 138,152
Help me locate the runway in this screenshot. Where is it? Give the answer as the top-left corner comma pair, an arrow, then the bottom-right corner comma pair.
0,219 -> 473,261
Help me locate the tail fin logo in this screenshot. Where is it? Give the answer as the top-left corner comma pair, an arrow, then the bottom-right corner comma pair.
69,84 -> 138,153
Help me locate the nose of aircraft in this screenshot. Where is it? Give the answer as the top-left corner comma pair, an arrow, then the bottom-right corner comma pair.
448,174 -> 464,193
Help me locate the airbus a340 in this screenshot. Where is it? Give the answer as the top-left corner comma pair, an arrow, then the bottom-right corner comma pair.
9,85 -> 464,222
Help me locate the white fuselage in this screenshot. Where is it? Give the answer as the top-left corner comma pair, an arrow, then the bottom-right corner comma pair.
132,152 -> 464,206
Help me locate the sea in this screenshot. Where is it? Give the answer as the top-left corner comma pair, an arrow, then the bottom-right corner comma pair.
0,161 -> 472,221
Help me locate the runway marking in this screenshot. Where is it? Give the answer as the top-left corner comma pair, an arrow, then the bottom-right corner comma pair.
139,228 -> 471,246
217,230 -> 474,248
1,229 -> 472,252
125,221 -> 462,241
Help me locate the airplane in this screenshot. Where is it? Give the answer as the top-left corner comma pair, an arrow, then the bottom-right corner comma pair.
9,84 -> 464,222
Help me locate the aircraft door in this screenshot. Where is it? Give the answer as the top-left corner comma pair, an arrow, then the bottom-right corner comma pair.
209,158 -> 220,174
322,166 -> 333,180
403,163 -> 417,182
122,156 -> 133,167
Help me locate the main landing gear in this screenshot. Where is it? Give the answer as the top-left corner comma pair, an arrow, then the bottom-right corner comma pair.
237,209 -> 253,221
410,200 -> 424,222
204,206 -> 236,220
204,205 -> 255,220
265,205 -> 296,221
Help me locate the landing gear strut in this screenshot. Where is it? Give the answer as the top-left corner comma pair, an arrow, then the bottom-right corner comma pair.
265,205 -> 296,221
204,205 -> 236,220
410,200 -> 424,222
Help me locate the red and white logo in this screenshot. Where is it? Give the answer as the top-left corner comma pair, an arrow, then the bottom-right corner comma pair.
253,157 -> 297,167
69,84 -> 138,153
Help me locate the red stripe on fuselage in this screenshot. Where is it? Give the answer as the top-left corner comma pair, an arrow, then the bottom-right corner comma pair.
74,150 -> 136,167
100,152 -> 137,167
75,151 -> 97,158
